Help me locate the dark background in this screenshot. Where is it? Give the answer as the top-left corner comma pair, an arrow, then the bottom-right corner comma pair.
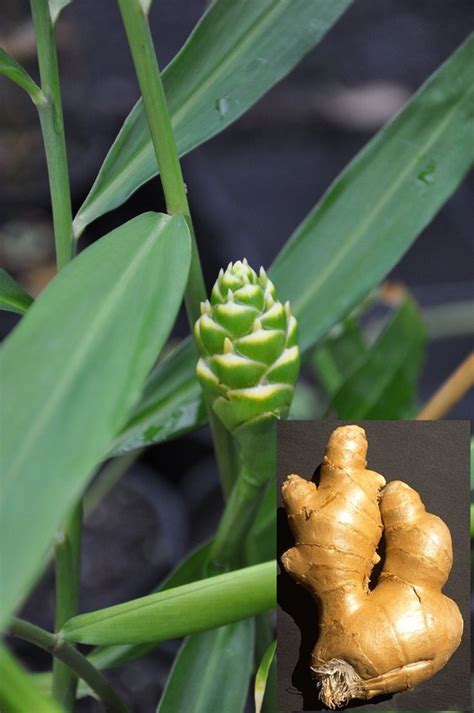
277,420 -> 471,711
1,1 -> 473,711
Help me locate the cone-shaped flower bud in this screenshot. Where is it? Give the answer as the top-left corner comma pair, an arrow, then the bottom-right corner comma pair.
194,259 -> 300,431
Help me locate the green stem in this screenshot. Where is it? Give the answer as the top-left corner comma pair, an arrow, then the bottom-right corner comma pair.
116,0 -> 203,325
116,0 -> 238,494
30,3 -> 80,708
204,396 -> 239,498
52,502 -> 82,709
209,419 -> 277,571
30,0 -> 74,270
209,466 -> 262,571
9,619 -> 130,713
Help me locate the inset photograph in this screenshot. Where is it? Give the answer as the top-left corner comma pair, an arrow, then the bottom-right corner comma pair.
277,420 -> 470,711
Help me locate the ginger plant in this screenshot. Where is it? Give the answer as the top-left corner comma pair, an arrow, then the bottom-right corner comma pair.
281,424 -> 463,709
1,0 -> 472,710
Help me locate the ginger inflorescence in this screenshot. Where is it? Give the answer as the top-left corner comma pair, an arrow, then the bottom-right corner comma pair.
281,425 -> 463,708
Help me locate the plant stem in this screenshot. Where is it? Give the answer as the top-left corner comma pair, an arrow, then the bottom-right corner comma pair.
116,0 -> 203,325
209,419 -> 277,571
209,468 -> 263,572
204,395 -> 239,498
29,3 -> 81,708
116,0 -> 238,494
52,501 -> 82,709
9,618 -> 131,713
416,352 -> 474,420
30,0 -> 74,270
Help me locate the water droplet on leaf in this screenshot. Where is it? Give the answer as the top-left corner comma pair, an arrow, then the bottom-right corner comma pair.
144,424 -> 162,442
216,97 -> 229,118
417,160 -> 436,187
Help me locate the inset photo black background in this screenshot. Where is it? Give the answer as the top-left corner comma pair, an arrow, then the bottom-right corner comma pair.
277,420 -> 471,712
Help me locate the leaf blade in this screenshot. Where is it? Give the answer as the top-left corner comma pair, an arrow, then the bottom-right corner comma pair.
157,620 -> 254,713
269,34 -> 474,353
62,561 -> 276,645
0,48 -> 43,104
73,0 -> 353,234
112,338 -> 205,455
88,540 -> 212,671
0,646 -> 65,713
0,212 -> 191,630
49,0 -> 73,25
331,299 -> 426,419
312,317 -> 367,396
255,640 -> 276,713
0,269 -> 33,315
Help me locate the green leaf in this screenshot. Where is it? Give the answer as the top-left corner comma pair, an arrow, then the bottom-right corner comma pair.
112,338 -> 205,455
88,540 -> 212,671
157,620 -> 254,713
331,299 -> 425,419
62,561 -> 275,645
139,0 -> 153,15
0,48 -> 43,104
312,318 -> 367,396
269,34 -> 474,353
49,0 -> 72,25
255,640 -> 276,713
0,268 -> 33,315
73,0 -> 353,234
0,646 -> 65,713
288,380 -> 325,420
0,212 -> 191,630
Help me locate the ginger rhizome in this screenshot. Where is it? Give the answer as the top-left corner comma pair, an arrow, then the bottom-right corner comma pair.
281,425 -> 463,709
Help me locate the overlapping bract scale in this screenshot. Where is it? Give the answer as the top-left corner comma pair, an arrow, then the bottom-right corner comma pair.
194,260 -> 300,431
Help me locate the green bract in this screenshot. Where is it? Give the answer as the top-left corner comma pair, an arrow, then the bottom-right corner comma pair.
194,260 -> 300,431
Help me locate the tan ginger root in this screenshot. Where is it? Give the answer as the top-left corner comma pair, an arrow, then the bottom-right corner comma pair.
281,425 -> 463,709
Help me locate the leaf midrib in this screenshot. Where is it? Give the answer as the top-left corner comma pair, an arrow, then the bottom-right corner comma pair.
289,81 -> 474,319
191,627 -> 235,713
2,216 -> 170,492
64,562 -> 270,638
